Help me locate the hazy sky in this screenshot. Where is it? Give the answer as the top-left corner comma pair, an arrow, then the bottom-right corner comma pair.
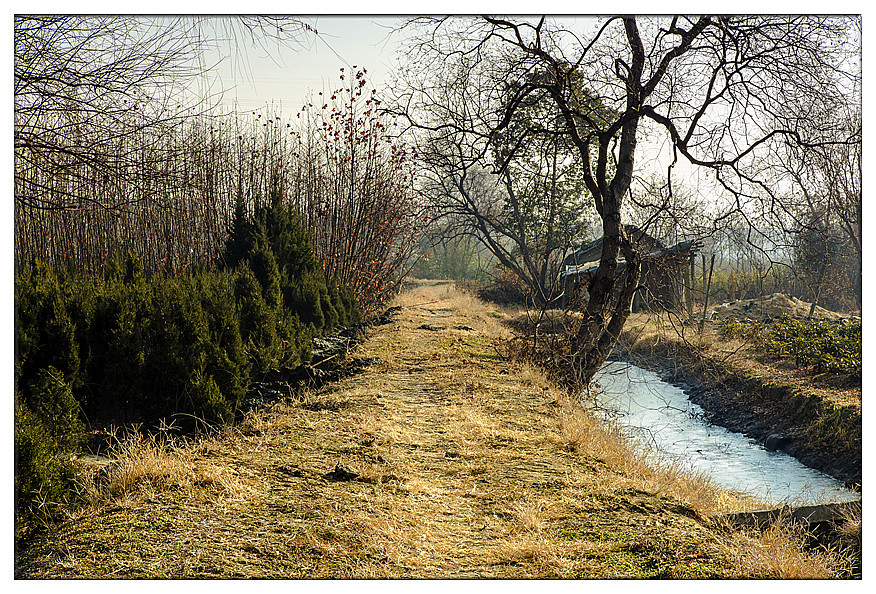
207,16 -> 407,112
205,15 -> 596,114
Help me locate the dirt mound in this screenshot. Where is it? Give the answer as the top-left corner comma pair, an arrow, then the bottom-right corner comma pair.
711,293 -> 847,321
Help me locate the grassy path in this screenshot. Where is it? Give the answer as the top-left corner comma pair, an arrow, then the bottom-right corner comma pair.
15,281 -> 846,578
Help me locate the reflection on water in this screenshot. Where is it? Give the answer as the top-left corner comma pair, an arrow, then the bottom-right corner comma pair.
593,361 -> 859,506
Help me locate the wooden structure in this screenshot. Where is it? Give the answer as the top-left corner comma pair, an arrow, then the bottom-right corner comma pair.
561,225 -> 701,312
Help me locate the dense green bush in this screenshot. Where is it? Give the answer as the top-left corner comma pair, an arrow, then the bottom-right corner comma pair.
14,191 -> 359,538
15,260 -> 81,392
93,271 -> 250,425
220,189 -> 358,333
14,263 -> 85,538
14,390 -> 78,540
718,315 -> 861,379
233,261 -> 312,376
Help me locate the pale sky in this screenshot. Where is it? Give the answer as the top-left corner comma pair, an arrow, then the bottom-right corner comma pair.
207,16 -> 406,113
203,15 -> 604,115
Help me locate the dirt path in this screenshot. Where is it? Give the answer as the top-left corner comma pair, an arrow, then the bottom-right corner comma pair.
15,281 -> 846,579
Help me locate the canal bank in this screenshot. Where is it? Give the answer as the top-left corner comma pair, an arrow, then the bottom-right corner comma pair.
613,316 -> 862,492
593,361 -> 859,505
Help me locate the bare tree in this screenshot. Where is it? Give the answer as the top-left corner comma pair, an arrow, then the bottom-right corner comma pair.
287,69 -> 424,314
406,53 -> 605,306
777,105 -> 862,312
392,15 -> 860,387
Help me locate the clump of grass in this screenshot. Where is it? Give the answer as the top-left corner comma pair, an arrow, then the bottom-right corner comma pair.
717,519 -> 849,578
837,506 -> 862,545
76,426 -> 253,506
487,496 -> 607,577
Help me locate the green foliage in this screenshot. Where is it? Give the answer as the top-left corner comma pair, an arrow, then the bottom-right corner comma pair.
220,187 -> 357,335
24,366 -> 84,449
193,270 -> 250,408
233,262 -> 311,376
93,272 -> 245,424
248,225 -> 284,308
221,193 -> 254,269
14,186 -> 359,538
13,264 -> 250,427
187,368 -> 233,426
14,390 -> 77,540
15,258 -> 81,389
718,315 -> 861,378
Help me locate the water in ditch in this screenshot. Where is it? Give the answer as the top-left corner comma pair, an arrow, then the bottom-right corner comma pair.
593,361 -> 860,506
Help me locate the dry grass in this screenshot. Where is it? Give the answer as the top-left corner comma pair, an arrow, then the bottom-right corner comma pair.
837,506 -> 862,544
74,427 -> 256,506
716,519 -> 850,578
16,280 -> 856,579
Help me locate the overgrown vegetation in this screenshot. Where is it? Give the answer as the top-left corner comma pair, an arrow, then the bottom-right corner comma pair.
14,195 -> 357,541
14,15 -> 862,577
16,61 -> 420,316
718,316 -> 861,380
15,25 -> 414,538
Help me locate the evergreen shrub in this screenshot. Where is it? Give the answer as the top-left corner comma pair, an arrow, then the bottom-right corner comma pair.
718,315 -> 861,379
14,391 -> 78,540
14,192 -> 359,538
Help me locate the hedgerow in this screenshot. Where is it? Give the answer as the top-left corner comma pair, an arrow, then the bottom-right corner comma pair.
14,194 -> 358,540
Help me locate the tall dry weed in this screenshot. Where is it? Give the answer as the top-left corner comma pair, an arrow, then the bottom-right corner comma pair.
717,519 -> 849,578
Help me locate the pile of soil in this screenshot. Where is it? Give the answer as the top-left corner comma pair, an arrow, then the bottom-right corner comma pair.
711,293 -> 849,322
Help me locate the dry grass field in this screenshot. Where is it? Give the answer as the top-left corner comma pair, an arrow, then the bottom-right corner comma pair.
14,281 -> 855,579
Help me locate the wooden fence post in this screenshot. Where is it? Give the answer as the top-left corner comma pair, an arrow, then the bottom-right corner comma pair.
699,253 -> 715,334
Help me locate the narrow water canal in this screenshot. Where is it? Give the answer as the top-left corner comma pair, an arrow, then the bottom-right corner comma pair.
593,361 -> 860,506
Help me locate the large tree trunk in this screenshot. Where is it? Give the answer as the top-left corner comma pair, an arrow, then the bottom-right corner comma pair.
570,161 -> 642,388
569,17 -> 645,388
572,219 -> 642,387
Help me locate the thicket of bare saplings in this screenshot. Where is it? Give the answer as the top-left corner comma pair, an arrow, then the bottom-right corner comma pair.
15,69 -> 421,316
